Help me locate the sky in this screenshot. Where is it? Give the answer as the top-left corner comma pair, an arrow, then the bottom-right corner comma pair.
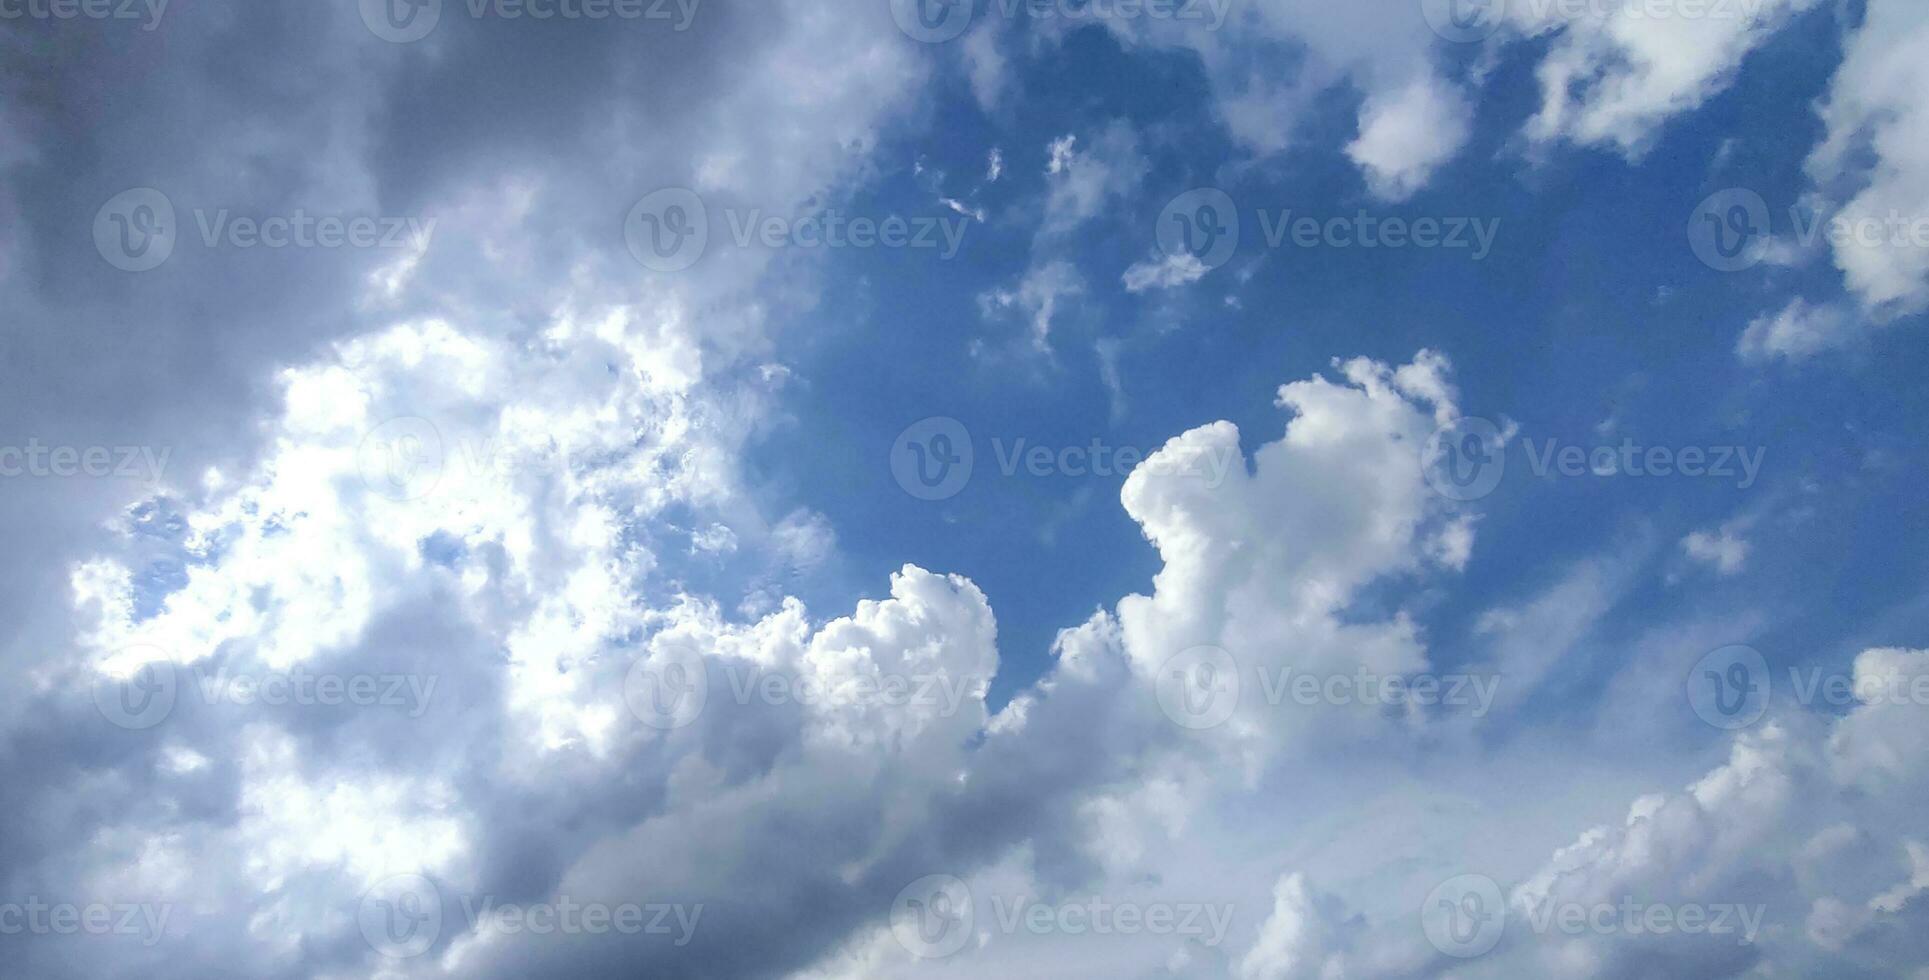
3,0 -> 1929,977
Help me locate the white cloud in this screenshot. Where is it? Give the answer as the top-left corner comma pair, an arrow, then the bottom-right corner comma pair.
1347,77 -> 1474,202
1805,0 -> 1929,320
1737,297 -> 1856,362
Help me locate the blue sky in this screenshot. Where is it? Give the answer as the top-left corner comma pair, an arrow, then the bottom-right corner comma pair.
759,0 -> 1928,715
6,0 -> 1929,977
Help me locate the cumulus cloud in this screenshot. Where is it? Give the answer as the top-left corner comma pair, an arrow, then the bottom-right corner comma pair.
1803,0 -> 1929,320
1346,77 -> 1474,202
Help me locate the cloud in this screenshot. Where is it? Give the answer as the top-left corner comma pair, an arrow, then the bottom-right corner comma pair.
1519,0 -> 1829,155
1346,77 -> 1474,202
1804,0 -> 1929,320
1737,297 -> 1856,362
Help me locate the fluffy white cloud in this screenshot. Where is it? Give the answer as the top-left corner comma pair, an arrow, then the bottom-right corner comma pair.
1347,78 -> 1474,202
1804,0 -> 1929,319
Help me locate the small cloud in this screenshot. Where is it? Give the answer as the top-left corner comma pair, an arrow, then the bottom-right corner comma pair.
1681,524 -> 1750,576
1121,252 -> 1209,293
